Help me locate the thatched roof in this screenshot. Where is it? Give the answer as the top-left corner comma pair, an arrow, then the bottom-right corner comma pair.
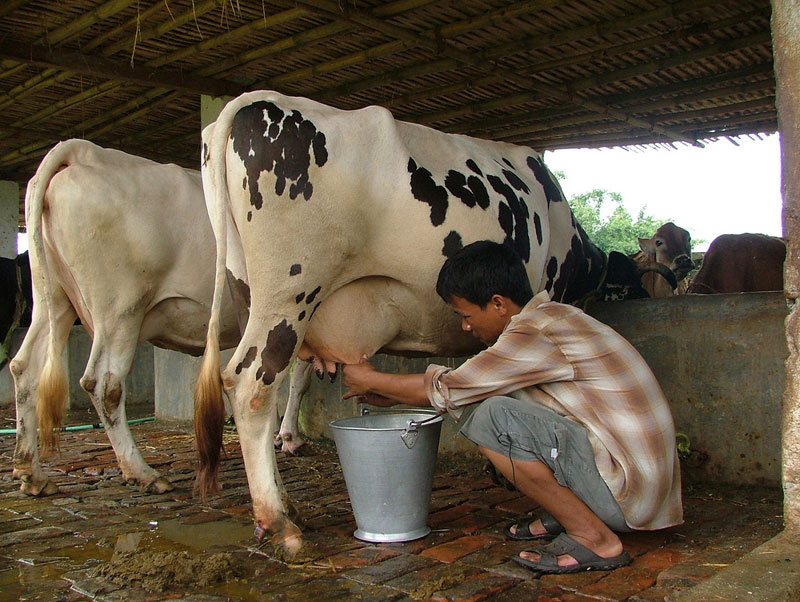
0,0 -> 776,225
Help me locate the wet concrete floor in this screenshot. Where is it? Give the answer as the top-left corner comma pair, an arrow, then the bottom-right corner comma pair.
0,405 -> 784,601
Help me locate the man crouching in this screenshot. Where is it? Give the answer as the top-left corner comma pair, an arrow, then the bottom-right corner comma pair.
342,240 -> 682,574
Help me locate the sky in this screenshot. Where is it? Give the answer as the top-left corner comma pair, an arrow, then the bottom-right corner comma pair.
17,133 -> 782,255
544,133 -> 783,252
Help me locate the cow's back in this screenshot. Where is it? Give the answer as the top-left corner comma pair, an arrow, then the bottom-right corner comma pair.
688,233 -> 785,294
42,144 -> 237,351
215,92 -> 582,360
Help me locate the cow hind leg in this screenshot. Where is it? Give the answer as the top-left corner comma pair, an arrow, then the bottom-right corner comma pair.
80,326 -> 173,493
11,290 -> 75,496
223,356 -> 302,557
275,359 -> 313,454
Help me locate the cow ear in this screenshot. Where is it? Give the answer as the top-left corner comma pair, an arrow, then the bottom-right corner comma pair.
638,237 -> 655,254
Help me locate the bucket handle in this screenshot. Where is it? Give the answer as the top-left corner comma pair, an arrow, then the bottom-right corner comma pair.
360,407 -> 441,449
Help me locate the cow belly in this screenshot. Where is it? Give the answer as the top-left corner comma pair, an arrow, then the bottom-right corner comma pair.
300,277 -> 478,364
140,297 -> 239,355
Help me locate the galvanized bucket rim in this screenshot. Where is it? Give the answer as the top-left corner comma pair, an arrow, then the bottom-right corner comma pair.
329,408 -> 442,432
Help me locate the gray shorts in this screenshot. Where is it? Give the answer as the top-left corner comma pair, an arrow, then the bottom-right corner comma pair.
459,396 -> 631,532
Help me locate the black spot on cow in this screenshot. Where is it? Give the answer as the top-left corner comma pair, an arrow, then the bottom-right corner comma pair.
466,159 -> 482,176
502,157 -> 514,167
602,252 -> 649,301
445,170 -> 490,210
309,301 -> 321,321
298,310 -> 306,321
255,320 -> 298,385
202,142 -> 209,168
230,100 -> 328,212
305,285 -> 321,304
247,211 -> 252,222
1,253 -> 32,370
543,256 -> 559,293
488,174 -> 530,262
225,269 -> 250,310
226,269 -> 251,335
235,346 -> 258,375
408,157 -> 448,226
527,155 -> 564,205
550,223 -> 609,304
295,292 -> 305,304
550,238 -> 580,302
502,168 -> 530,194
442,231 -> 463,258
290,264 -> 302,276
534,212 -> 543,246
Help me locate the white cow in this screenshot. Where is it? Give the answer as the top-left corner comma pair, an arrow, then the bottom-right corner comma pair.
195,91 -> 655,556
10,139 -> 241,496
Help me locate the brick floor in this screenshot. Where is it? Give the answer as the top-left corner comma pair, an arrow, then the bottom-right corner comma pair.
0,408 -> 784,601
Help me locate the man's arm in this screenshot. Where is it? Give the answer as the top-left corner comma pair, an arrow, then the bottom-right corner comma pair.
342,357 -> 429,407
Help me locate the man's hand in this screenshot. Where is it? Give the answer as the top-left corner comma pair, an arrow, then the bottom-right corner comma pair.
343,356 -> 395,404
353,393 -> 398,407
342,355 -> 429,408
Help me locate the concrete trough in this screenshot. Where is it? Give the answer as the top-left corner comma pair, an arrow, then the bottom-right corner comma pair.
0,292 -> 787,486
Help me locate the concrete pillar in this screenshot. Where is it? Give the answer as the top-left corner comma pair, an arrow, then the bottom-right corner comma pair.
773,0 -> 800,534
0,181 -> 19,258
154,348 -> 234,422
152,94 -> 234,422
201,95 -> 232,129
64,326 -> 155,410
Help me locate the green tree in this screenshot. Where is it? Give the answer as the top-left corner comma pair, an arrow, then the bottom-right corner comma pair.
567,189 -> 667,255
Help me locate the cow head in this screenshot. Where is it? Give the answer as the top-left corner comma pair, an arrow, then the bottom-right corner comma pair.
638,222 -> 694,281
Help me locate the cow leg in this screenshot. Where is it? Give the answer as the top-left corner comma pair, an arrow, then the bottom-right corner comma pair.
275,359 -> 313,454
223,356 -> 302,556
79,323 -> 173,493
10,289 -> 75,496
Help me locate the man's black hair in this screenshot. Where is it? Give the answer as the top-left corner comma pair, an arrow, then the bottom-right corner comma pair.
436,240 -> 534,308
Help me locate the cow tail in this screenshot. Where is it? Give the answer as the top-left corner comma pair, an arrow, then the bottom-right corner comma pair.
194,322 -> 224,499
27,141 -> 82,451
193,112 -> 235,499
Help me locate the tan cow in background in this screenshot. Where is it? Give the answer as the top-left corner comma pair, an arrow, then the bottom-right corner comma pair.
632,222 -> 695,297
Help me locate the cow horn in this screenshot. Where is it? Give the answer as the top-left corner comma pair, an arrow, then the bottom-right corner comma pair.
638,262 -> 679,290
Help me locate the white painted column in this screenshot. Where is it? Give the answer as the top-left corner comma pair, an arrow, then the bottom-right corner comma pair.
153,95 -> 233,422
0,181 -> 19,258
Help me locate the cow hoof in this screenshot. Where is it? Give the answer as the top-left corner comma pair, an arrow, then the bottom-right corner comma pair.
280,533 -> 303,558
280,438 -> 306,455
19,476 -> 59,496
254,522 -> 268,541
145,477 -> 175,494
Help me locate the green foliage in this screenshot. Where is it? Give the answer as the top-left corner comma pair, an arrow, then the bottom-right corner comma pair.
567,189 -> 668,255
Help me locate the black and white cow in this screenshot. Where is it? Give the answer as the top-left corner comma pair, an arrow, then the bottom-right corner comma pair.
1,252 -> 32,370
195,91 -> 655,556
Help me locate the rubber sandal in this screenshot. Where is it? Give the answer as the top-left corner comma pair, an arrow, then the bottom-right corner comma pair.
504,511 -> 565,541
512,533 -> 631,574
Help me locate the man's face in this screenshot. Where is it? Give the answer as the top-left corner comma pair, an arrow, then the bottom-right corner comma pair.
449,295 -> 510,347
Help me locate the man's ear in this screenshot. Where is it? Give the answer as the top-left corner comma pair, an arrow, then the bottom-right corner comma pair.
490,294 -> 509,315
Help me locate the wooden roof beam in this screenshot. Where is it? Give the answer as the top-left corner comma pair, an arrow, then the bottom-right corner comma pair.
400,30 -> 770,129
379,8 -> 770,115
205,0 -> 439,80
468,80 -> 774,141
497,99 -> 775,146
311,0 -> 730,103
0,41 -> 244,98
0,1 -> 221,111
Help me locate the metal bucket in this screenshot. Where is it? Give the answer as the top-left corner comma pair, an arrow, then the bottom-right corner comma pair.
329,408 -> 443,543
